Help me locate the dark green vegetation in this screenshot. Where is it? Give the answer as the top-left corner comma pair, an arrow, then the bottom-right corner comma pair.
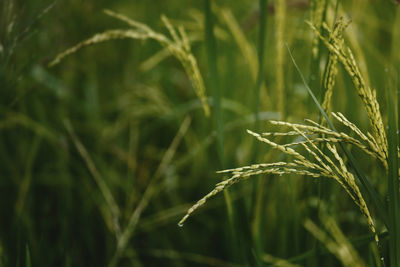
1,0 -> 399,266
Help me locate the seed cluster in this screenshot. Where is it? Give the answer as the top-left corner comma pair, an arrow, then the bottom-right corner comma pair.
50,9 -> 210,117
180,114 -> 382,243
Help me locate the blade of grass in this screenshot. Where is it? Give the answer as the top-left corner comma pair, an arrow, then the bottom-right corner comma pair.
15,136 -> 42,216
204,1 -> 242,264
309,2 -> 328,265
111,116 -> 191,266
386,82 -> 400,267
64,119 -> 121,238
252,1 -> 268,265
286,44 -> 389,229
333,0 -> 340,23
275,0 -> 286,116
255,0 -> 267,132
25,245 -> 31,267
391,8 -> 400,144
204,0 -> 224,166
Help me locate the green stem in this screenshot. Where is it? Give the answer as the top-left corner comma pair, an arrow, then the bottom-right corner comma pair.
255,0 -> 267,132
204,0 -> 242,263
204,0 -> 224,166
386,81 -> 400,267
252,2 -> 267,265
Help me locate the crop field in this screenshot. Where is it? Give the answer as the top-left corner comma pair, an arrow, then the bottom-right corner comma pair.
1,0 -> 399,266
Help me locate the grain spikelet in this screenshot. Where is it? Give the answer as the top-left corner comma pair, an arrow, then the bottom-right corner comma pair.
49,10 -> 210,116
49,30 -> 150,66
321,17 -> 349,116
332,112 -> 386,167
327,143 -> 378,243
308,19 -> 388,162
179,117 -> 379,242
268,114 -> 386,166
178,165 -> 305,227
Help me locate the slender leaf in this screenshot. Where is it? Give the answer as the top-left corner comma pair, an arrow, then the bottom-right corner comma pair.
25,245 -> 31,267
204,0 -> 224,166
204,0 -> 242,264
252,3 -> 268,263
254,0 -> 267,131
387,84 -> 400,267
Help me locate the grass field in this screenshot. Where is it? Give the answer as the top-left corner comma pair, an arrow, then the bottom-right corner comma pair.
1,0 -> 400,266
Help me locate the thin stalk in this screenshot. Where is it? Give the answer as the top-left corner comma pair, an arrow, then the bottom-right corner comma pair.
309,0 -> 328,103
384,7 -> 400,266
112,116 -> 191,266
65,120 -> 121,237
386,85 -> 400,267
204,0 -> 239,263
311,2 -> 329,266
333,0 -> 340,23
204,0 -> 224,166
254,0 -> 267,132
15,136 -> 42,216
392,8 -> 400,145
252,1 -> 267,265
25,245 -> 31,267
275,0 -> 286,116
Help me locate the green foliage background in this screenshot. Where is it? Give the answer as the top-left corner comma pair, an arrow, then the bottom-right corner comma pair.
0,0 -> 399,266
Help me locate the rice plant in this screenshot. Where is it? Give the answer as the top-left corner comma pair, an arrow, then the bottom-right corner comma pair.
50,9 -> 210,117
2,0 -> 400,266
180,8 -> 400,267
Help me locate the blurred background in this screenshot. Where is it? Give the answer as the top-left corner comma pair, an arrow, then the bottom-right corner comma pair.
0,0 -> 399,266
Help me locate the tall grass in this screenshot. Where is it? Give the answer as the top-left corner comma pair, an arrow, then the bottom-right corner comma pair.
180,6 -> 399,267
2,0 -> 400,266
386,78 -> 400,266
